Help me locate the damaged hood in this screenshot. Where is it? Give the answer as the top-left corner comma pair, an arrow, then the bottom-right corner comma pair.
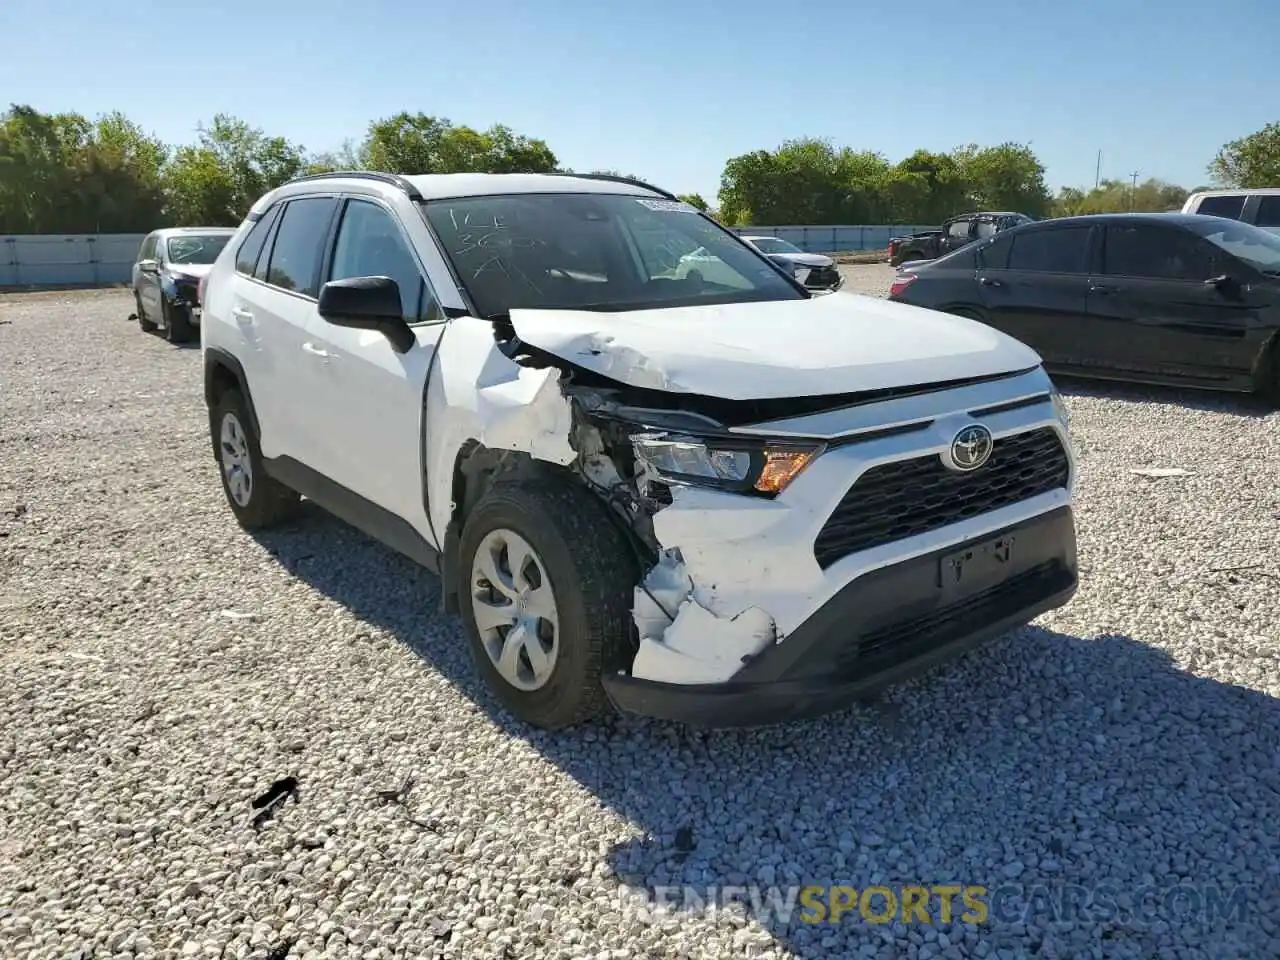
509,292 -> 1041,401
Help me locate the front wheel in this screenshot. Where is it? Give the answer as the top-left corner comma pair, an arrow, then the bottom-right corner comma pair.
161,297 -> 196,344
136,293 -> 157,333
457,478 -> 638,730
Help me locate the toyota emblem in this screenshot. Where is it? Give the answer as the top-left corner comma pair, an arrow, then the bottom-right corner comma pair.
945,424 -> 994,472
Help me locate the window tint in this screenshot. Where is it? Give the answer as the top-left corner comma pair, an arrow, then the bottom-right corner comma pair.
1006,226 -> 1090,273
329,200 -> 437,321
235,205 -> 280,276
263,198 -> 338,297
978,235 -> 1011,269
1195,195 -> 1246,220
947,219 -> 971,239
1255,196 -> 1280,228
1103,225 -> 1213,281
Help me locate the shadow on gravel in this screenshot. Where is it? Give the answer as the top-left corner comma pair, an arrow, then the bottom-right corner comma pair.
255,510 -> 1280,959
1054,375 -> 1277,420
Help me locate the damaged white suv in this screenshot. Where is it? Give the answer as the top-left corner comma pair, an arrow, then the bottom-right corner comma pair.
200,171 -> 1078,730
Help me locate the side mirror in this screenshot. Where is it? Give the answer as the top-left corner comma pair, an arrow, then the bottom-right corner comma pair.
138,259 -> 159,273
317,276 -> 415,353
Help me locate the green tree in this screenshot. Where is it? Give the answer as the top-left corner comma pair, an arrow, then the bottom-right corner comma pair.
0,105 -> 87,232
952,142 -> 1052,217
361,112 -> 556,175
1051,178 -> 1188,216
164,114 -> 307,225
1209,122 -> 1280,188
678,193 -> 708,210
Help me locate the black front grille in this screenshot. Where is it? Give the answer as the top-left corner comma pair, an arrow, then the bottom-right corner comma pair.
804,265 -> 840,288
834,560 -> 1068,673
813,427 -> 1069,568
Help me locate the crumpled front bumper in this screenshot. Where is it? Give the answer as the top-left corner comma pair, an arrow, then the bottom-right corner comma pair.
604,505 -> 1077,727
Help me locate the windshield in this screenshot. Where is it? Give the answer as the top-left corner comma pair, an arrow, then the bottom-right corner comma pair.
1185,218 -> 1280,275
420,193 -> 805,317
165,234 -> 231,265
749,237 -> 803,255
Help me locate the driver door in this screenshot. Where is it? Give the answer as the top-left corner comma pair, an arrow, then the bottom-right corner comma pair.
303,196 -> 447,547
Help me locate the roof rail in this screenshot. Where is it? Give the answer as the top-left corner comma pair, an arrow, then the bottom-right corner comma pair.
284,169 -> 423,201
551,172 -> 681,202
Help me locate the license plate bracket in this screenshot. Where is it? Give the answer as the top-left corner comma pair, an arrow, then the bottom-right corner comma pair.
938,534 -> 1016,596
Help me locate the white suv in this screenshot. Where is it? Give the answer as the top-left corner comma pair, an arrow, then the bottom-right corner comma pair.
200,171 -> 1078,731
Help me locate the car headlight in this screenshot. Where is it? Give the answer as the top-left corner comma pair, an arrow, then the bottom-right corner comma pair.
630,432 -> 824,496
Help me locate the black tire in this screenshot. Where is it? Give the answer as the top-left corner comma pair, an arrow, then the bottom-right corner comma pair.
1261,339 -> 1280,407
136,293 -> 158,333
161,296 -> 196,344
948,306 -> 988,324
457,478 -> 638,730
210,388 -> 300,530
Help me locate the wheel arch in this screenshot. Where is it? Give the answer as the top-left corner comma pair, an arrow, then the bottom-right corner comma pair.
439,442 -> 577,615
204,348 -> 261,445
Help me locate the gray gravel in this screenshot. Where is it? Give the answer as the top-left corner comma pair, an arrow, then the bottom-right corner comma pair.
1,273 -> 1278,960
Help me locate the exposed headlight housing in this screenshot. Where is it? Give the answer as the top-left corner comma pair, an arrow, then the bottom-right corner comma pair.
630,432 -> 824,497
1049,383 -> 1070,428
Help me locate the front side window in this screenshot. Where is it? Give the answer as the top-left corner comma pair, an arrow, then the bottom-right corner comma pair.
329,199 -> 438,321
263,197 -> 339,297
1185,217 -> 1280,276
1006,226 -> 1090,273
1102,225 -> 1212,281
1195,195 -> 1247,220
974,220 -> 998,239
419,192 -> 804,317
139,235 -> 157,261
165,234 -> 231,266
947,219 -> 971,239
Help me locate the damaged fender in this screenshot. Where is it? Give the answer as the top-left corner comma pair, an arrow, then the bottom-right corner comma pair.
424,315 -> 577,542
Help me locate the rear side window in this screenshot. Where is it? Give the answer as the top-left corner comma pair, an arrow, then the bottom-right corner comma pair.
235,205 -> 281,276
947,219 -> 971,239
1195,195 -> 1247,220
262,198 -> 340,297
1103,225 -> 1213,281
1006,227 -> 1090,273
1255,196 -> 1280,228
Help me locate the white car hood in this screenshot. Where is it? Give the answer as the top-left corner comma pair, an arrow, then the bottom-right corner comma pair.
509,292 -> 1041,401
167,263 -> 214,279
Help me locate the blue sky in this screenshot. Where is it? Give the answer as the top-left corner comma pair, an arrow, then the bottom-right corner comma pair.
2,0 -> 1275,205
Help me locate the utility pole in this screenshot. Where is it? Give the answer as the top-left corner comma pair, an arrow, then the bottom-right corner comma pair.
1128,170 -> 1140,210
1095,150 -> 1102,189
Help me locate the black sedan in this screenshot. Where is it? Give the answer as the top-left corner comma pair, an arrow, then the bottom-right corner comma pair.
888,213 -> 1280,401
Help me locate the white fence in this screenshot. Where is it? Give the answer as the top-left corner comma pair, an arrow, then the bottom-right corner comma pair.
1,224 -> 935,288
0,234 -> 147,286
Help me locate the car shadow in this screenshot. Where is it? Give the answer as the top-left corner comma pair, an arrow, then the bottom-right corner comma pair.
1052,374 -> 1276,419
251,507 -> 1280,958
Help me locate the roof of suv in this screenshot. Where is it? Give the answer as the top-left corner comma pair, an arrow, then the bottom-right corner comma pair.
251,172 -> 672,216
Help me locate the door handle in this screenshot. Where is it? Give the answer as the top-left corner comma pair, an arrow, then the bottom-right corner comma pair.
302,342 -> 330,359
979,276 -> 1003,287
1089,283 -> 1114,295
231,307 -> 254,322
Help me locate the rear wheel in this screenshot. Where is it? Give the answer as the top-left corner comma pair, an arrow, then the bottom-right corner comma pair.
1259,336 -> 1280,406
210,388 -> 300,530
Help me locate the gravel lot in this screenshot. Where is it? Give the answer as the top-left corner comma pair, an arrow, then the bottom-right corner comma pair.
1,266 -> 1278,960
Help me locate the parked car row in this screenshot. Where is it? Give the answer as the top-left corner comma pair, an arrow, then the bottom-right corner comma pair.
129,169 -> 1276,736
889,212 -> 1280,400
